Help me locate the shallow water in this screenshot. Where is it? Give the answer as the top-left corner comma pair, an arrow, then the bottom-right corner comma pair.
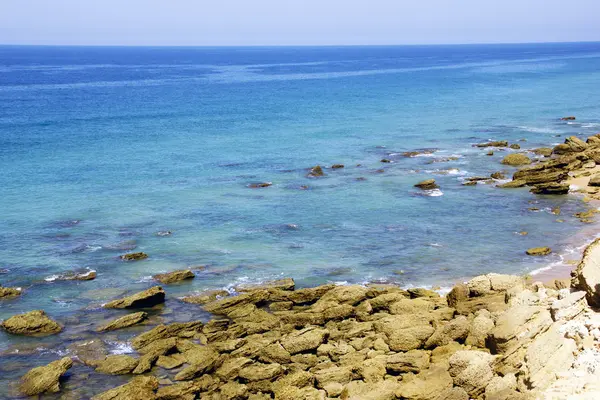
1,43 -> 600,397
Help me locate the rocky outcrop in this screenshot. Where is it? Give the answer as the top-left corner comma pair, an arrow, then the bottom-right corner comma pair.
97,311 -> 148,332
475,141 -> 508,148
180,289 -> 229,305
530,182 -> 570,195
414,179 -> 439,190
236,278 -> 295,292
307,165 -> 325,177
248,182 -> 272,188
526,247 -> 552,256
153,269 -> 195,284
497,179 -> 527,188
120,252 -> 148,261
572,238 -> 600,307
19,357 -> 73,395
501,154 -> 532,166
103,286 -> 165,309
561,116 -> 576,120
91,376 -> 159,400
1,310 -> 62,336
532,147 -> 553,157
95,355 -> 139,375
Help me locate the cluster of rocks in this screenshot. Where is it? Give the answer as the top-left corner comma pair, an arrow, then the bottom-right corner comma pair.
12,258 -> 600,399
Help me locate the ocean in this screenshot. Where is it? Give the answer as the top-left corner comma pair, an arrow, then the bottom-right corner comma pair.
1,42 -> 600,396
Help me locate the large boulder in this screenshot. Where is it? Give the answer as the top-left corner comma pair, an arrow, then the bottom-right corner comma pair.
19,357 -> 73,395
488,306 -> 552,357
91,376 -> 159,400
501,154 -> 532,166
425,315 -> 470,348
97,311 -> 148,331
572,238 -> 600,307
153,269 -> 195,284
448,350 -> 495,397
374,314 -> 435,352
530,182 -> 570,195
104,286 -> 165,309
1,310 -> 62,336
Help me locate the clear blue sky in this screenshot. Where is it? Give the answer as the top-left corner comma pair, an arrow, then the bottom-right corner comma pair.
1,0 -> 599,46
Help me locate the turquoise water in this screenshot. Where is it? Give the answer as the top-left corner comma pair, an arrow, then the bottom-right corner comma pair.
1,43 -> 600,396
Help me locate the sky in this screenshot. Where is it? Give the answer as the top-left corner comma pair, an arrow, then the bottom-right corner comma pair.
0,0 -> 599,46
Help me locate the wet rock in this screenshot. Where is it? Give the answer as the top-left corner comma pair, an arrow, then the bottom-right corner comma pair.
532,147 -> 553,157
331,164 -> 344,169
496,179 -> 526,188
1,310 -> 62,336
91,376 -> 159,400
181,289 -> 229,305
203,290 -> 269,315
120,252 -> 148,261
19,357 -> 73,396
380,159 -> 391,163
156,353 -> 186,369
475,141 -> 508,148
153,269 -> 195,284
509,144 -> 521,149
530,182 -> 570,195
46,268 -> 97,281
248,182 -> 272,188
526,247 -> 552,256
0,286 -> 22,298
95,355 -> 139,375
414,179 -> 439,190
501,153 -> 532,166
307,165 -> 325,177
487,150 -> 494,156
491,171 -> 506,179
563,136 -> 588,153
131,320 -> 203,349
97,311 -> 148,332
235,277 -> 295,292
561,116 -> 576,120
104,286 -> 166,309
156,230 -> 172,236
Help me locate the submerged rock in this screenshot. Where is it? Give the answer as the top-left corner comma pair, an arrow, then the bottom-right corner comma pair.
103,286 -> 165,309
97,311 -> 148,332
526,247 -> 552,256
153,269 -> 195,284
47,268 -> 97,281
180,289 -> 229,305
561,116 -> 576,120
19,357 -> 73,396
414,179 -> 439,190
509,143 -> 521,149
248,182 -> 272,188
501,153 -> 532,166
120,252 -> 148,261
475,141 -> 508,148
1,310 -> 62,336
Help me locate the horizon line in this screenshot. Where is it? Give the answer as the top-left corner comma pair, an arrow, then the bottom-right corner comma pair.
1,39 -> 600,48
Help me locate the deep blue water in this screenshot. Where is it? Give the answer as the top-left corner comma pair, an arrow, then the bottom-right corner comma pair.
1,43 -> 600,396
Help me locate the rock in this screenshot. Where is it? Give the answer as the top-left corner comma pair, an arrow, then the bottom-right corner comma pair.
181,289 -> 229,305
97,311 -> 148,331
91,376 -> 159,400
342,380 -> 401,400
48,269 -> 97,281
485,374 -> 517,398
561,116 -> 576,120
550,291 -> 587,321
19,357 -> 73,396
497,179 -> 527,188
446,284 -> 469,307
466,310 -> 495,348
475,141 -> 508,148
414,179 -> 439,190
281,327 -> 328,354
174,345 -> 220,380
589,174 -> 600,187
95,355 -> 139,375
509,144 -> 521,149
314,366 -> 352,388
0,286 -> 22,298
565,136 -> 589,152
248,182 -> 272,188
156,353 -> 186,369
434,387 -> 469,400
203,290 -> 269,315
153,270 -> 195,284
425,315 -> 470,348
448,350 -> 495,397
1,310 -> 62,336
386,349 -> 430,373
374,315 -> 434,352
532,148 -> 553,157
238,363 -> 284,381
530,182 -> 570,195
380,159 -> 391,163
488,306 -> 552,356
104,286 -> 166,309
120,252 -> 148,261
501,154 -> 532,166
236,277 -> 295,292
131,320 -> 203,349
572,238 -> 600,307
220,382 -> 248,399
526,247 -> 552,256
331,164 -> 344,169
308,165 -> 325,177
491,171 -> 506,179
216,356 -> 253,380
467,275 -> 492,296
396,365 -> 453,400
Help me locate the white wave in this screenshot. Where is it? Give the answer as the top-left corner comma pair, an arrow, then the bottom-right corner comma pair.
582,123 -> 600,128
44,275 -> 60,282
517,126 -> 561,134
108,342 -> 135,355
425,189 -> 444,197
137,275 -> 154,283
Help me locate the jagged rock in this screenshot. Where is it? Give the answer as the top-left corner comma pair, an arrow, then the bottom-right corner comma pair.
104,286 -> 165,309
216,357 -> 254,380
67,339 -> 109,367
466,309 -> 495,348
386,349 -> 430,373
550,291 -> 587,321
373,314 -> 434,352
488,306 -> 552,356
1,310 -> 62,336
134,338 -> 179,374
49,268 -> 97,281
475,141 -> 508,148
153,269 -> 195,284
308,165 -> 325,177
447,284 -> 469,307
491,171 -> 506,179
0,286 -> 22,298
174,344 -> 220,380
181,289 -> 229,305
448,350 -> 495,397
203,290 -> 269,315
91,376 -> 159,400
562,136 -> 589,153
467,275 -> 492,296
259,342 -> 291,364
501,154 -> 532,166
97,311 -> 148,332
425,315 -> 469,348
236,278 -> 295,292
530,182 -> 570,195
396,365 -> 453,399
314,366 -> 352,388
485,374 -> 517,398
526,247 -> 552,256
281,327 -> 328,354
414,179 -> 439,190
220,381 -> 249,399
131,321 -> 203,349
19,357 -> 73,395
156,376 -> 219,399
120,252 -> 148,261
434,387 -> 469,400
95,355 -> 139,375
497,179 -> 527,188
572,238 -> 600,307
317,285 -> 368,305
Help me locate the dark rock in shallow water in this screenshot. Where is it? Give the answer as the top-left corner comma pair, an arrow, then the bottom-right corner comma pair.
490,172 -> 506,179
501,153 -> 532,166
331,164 -> 344,169
307,165 -> 325,177
1,310 -> 62,336
414,179 -> 439,190
475,140 -> 508,148
103,286 -> 166,309
530,182 -> 570,195
380,158 -> 391,163
509,143 -> 521,149
526,247 -> 552,256
156,230 -> 172,237
19,357 -> 73,396
153,269 -> 195,284
248,182 -> 272,188
561,116 -> 576,121
0,286 -> 22,298
46,268 -> 96,282
120,252 -> 148,261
